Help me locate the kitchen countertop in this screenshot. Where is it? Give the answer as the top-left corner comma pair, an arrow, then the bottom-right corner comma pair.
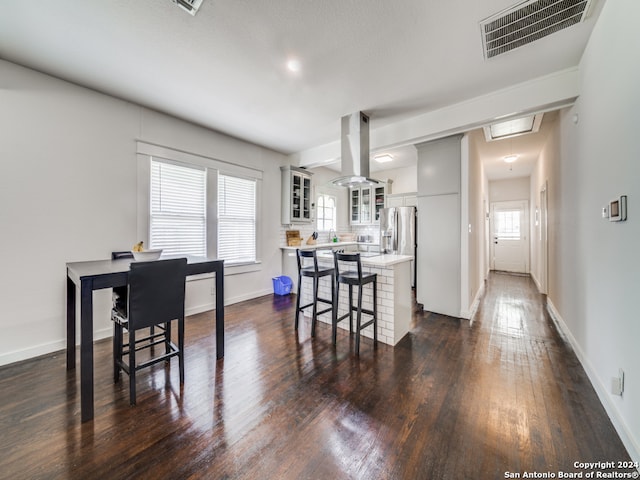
280,241 -> 358,251
315,251 -> 413,267
281,242 -> 411,266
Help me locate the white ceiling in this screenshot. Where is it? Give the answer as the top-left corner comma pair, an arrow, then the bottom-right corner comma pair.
0,0 -> 601,176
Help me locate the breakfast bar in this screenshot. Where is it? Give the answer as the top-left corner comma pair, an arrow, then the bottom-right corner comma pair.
282,245 -> 414,346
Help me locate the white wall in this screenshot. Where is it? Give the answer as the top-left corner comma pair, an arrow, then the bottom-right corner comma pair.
376,165 -> 417,194
534,0 -> 640,462
467,130 -> 489,318
489,177 -> 530,202
0,60 -> 285,366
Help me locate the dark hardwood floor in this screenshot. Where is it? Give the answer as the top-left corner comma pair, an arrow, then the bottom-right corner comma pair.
0,273 -> 633,479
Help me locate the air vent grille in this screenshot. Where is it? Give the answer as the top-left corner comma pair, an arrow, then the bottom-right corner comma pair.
480,0 -> 593,59
171,0 -> 204,16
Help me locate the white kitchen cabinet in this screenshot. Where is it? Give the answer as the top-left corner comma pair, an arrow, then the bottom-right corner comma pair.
373,184 -> 386,222
281,166 -> 313,224
386,192 -> 417,208
351,184 -> 386,224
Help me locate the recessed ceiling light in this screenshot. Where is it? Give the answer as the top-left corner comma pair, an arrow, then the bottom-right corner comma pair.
374,154 -> 393,163
286,59 -> 301,73
503,155 -> 519,163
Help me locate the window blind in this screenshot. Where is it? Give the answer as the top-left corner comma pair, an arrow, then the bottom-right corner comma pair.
150,159 -> 206,256
218,174 -> 256,263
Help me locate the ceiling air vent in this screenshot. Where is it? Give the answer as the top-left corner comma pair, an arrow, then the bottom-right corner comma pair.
171,0 -> 204,16
480,0 -> 594,59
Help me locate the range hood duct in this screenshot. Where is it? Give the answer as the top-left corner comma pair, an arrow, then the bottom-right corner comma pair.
332,112 -> 383,187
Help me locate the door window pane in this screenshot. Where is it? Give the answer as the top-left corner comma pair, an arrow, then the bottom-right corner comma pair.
495,210 -> 521,239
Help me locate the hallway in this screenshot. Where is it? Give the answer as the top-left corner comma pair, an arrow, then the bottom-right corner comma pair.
0,273 -> 633,479
448,272 -> 633,476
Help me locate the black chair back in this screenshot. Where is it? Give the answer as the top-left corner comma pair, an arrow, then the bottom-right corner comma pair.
297,249 -> 319,272
333,252 -> 363,282
128,258 -> 187,330
112,251 -> 134,260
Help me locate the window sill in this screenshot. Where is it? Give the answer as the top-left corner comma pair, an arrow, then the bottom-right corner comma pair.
186,260 -> 261,281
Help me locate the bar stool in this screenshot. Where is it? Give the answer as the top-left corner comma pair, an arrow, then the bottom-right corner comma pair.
295,249 -> 335,337
333,252 -> 377,355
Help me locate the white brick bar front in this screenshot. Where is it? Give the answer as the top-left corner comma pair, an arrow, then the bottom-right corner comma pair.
297,253 -> 413,346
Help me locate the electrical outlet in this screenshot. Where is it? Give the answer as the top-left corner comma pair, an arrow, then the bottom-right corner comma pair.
611,369 -> 624,396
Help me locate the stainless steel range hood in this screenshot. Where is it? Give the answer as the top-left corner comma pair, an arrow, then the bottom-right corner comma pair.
331,112 -> 382,187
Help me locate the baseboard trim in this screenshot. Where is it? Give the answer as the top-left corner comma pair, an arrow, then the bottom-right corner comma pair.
467,282 -> 485,326
0,326 -> 112,367
226,288 -> 272,306
459,282 -> 485,324
530,271 -> 542,292
546,298 -> 640,464
1,288 -> 274,368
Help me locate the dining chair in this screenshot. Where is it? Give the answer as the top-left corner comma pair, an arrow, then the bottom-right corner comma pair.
111,251 -> 134,313
112,257 -> 187,405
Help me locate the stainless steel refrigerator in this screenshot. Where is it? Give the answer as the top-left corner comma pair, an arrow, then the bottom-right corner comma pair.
379,206 -> 417,287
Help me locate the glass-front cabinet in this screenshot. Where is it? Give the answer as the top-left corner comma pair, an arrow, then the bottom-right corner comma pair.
350,184 -> 385,224
350,188 -> 360,224
281,166 -> 313,224
374,185 -> 385,222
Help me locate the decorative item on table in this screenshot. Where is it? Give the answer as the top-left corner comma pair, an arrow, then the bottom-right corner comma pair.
286,230 -> 302,246
131,241 -> 163,261
306,231 -> 318,245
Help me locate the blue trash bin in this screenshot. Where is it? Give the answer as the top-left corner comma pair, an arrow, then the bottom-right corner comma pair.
272,276 -> 293,295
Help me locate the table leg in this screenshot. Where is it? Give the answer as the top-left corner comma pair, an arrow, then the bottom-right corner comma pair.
215,266 -> 224,359
80,278 -> 94,422
66,276 -> 76,370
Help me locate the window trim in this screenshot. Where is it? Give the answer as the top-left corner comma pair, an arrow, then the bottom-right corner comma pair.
136,142 -> 263,276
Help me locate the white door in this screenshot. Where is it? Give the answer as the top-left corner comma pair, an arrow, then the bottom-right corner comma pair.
491,201 -> 529,273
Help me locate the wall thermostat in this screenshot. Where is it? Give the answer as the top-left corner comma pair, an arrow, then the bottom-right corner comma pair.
609,195 -> 627,222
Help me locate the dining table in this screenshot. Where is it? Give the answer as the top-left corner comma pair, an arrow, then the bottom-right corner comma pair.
66,255 -> 224,422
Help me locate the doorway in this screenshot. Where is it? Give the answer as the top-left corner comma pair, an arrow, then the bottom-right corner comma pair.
490,200 -> 529,273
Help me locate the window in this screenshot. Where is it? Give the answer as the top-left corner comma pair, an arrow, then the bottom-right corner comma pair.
218,174 -> 256,264
150,160 -> 206,256
140,142 -> 262,270
495,210 -> 521,240
316,194 -> 336,231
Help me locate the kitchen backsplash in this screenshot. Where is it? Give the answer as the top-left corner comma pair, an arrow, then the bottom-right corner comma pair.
280,223 -> 380,246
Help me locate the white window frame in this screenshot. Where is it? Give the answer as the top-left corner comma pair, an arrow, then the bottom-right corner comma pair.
316,193 -> 337,232
136,142 -> 263,276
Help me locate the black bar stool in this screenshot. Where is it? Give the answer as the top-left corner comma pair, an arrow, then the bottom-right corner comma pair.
295,249 -> 335,337
333,252 -> 377,355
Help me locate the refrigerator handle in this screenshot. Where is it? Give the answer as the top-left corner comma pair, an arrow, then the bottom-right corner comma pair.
393,209 -> 399,251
